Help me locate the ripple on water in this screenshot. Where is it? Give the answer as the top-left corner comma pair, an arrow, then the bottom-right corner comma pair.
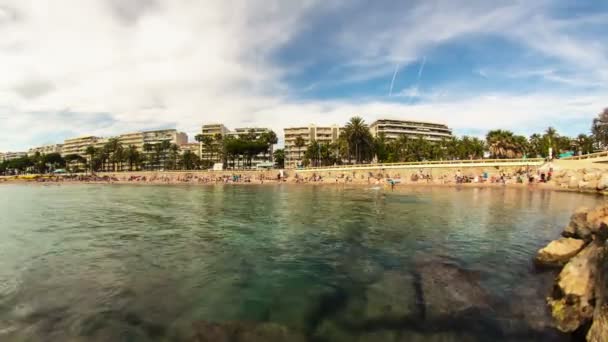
0,184 -> 603,341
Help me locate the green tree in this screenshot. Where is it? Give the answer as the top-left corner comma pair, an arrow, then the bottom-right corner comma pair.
294,136 -> 306,166
273,148 -> 285,168
343,116 -> 373,164
180,150 -> 199,170
125,145 -> 141,171
592,108 -> 608,149
486,130 -> 526,159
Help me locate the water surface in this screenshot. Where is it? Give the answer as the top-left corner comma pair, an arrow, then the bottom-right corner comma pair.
0,184 -> 604,341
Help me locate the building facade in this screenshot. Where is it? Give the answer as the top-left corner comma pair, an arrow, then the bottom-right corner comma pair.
369,119 -> 453,142
28,144 -> 63,156
199,124 -> 230,162
61,136 -> 101,157
284,124 -> 341,168
179,143 -> 200,156
0,151 -> 27,162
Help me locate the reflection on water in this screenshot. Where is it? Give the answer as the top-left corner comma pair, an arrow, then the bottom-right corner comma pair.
0,184 -> 604,341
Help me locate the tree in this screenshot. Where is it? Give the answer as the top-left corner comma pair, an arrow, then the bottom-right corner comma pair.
294,136 -> 306,166
64,154 -> 86,173
260,130 -> 278,161
43,153 -> 65,172
179,150 -> 199,170
343,116 -> 374,163
169,143 -> 180,170
273,149 -> 285,168
200,135 -> 214,166
143,143 -> 153,170
125,145 -> 141,171
486,130 -> 526,159
592,108 -> 608,149
575,134 -> 594,155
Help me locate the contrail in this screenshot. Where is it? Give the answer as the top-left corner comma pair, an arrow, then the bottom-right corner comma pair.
408,56 -> 427,105
388,63 -> 399,96
417,56 -> 426,80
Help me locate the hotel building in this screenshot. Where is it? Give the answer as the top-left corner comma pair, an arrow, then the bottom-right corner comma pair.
28,144 -> 64,156
0,151 -> 28,162
369,119 -> 453,142
62,130 -> 187,157
179,143 -> 200,156
61,136 -> 102,157
284,124 -> 341,168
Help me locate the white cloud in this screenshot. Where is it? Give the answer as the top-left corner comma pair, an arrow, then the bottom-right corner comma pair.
0,0 -> 606,151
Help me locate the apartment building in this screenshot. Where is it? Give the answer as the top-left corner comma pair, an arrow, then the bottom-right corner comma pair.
0,151 -> 27,162
61,136 -> 101,157
284,124 -> 341,168
27,144 -> 63,156
179,143 -> 200,156
369,119 -> 453,142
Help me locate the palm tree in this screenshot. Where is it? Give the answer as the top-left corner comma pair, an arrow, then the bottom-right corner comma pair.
169,144 -> 180,170
343,116 -> 373,164
294,136 -> 306,166
273,149 -> 285,168
125,145 -> 140,171
85,146 -> 98,174
486,130 -> 526,159
201,135 -> 214,166
261,130 -> 278,161
143,143 -> 153,170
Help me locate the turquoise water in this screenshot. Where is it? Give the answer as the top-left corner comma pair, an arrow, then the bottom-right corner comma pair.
0,184 -> 604,341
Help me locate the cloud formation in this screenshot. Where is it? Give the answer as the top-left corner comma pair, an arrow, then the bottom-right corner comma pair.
0,0 -> 606,150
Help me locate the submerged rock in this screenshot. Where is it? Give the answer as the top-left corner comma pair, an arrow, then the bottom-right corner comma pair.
535,237 -> 586,267
190,321 -> 306,342
548,242 -> 604,332
364,271 -> 420,323
313,319 -> 478,342
414,257 -> 492,323
498,271 -> 568,340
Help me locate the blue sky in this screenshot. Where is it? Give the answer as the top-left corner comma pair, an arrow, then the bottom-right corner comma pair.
0,0 -> 607,150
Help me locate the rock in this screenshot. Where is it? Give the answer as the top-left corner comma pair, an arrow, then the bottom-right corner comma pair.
535,238 -> 585,267
583,172 -> 601,182
562,207 -> 591,240
190,321 -> 306,342
580,180 -> 598,191
567,176 -> 579,189
597,173 -> 608,190
499,272 -> 565,338
363,271 -> 420,322
587,304 -> 608,342
547,242 -> 604,332
415,258 -> 492,322
587,247 -> 608,342
312,319 -> 478,342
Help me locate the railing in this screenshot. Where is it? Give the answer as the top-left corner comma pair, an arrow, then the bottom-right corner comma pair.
296,158 -> 545,171
560,151 -> 608,160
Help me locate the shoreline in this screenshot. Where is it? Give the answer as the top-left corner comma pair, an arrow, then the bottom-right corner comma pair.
2,176 -> 604,196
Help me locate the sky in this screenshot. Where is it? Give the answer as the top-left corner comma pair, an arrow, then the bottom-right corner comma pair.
0,0 -> 607,151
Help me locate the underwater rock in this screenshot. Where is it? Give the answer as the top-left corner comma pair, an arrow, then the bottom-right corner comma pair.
415,258 -> 492,322
191,321 -> 306,342
364,270 -> 420,322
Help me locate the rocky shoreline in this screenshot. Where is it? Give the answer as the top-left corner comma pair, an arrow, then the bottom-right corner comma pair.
535,205 -> 608,341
